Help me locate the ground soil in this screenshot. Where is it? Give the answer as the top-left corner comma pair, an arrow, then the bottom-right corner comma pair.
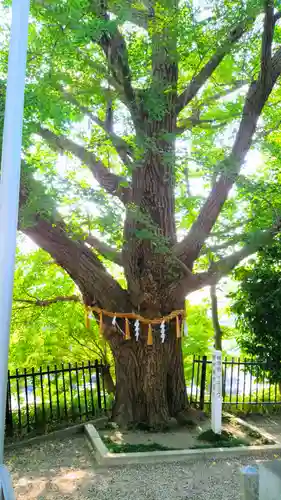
243,413 -> 281,444
101,416 -> 272,450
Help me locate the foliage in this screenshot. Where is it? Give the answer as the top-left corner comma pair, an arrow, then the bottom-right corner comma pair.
0,0 -> 279,283
10,248 -> 233,372
2,0 -> 281,424
183,302 -> 215,356
230,241 -> 281,385
196,429 -> 249,447
182,300 -> 236,381
10,247 -> 108,371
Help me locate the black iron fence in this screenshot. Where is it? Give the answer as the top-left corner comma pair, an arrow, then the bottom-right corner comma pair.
5,360 -> 109,438
6,355 -> 281,439
187,356 -> 281,410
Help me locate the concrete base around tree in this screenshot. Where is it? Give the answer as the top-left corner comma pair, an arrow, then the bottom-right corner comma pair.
4,417 -> 107,451
84,423 -> 281,468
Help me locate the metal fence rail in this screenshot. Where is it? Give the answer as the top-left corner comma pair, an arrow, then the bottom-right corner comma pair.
187,356 -> 281,410
5,355 -> 281,439
5,360 -> 108,438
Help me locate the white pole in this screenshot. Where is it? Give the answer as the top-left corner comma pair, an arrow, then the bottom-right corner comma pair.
0,0 -> 30,463
211,349 -> 222,435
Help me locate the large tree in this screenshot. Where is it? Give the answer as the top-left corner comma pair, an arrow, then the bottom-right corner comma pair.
2,0 -> 281,427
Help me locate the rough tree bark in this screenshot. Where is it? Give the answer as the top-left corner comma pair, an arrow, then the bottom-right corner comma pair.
109,325 -> 187,428
18,2 -> 281,428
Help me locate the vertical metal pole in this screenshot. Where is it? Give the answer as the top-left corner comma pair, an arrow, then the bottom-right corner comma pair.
0,0 -> 30,463
199,356 -> 207,410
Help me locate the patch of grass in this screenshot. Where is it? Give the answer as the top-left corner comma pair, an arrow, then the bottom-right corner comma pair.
247,429 -> 263,439
102,438 -> 175,453
222,414 -> 233,424
223,414 -> 276,445
245,428 -> 274,444
197,429 -> 250,448
260,437 -> 275,445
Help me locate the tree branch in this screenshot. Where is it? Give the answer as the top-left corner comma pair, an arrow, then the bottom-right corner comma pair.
86,235 -> 123,266
176,117 -> 229,135
68,330 -> 104,358
210,284 -> 222,350
14,295 -> 81,307
200,80 -> 249,107
60,87 -> 134,166
91,2 -> 139,123
176,18 -> 252,115
202,232 -> 249,255
19,169 -> 130,312
260,1 -> 274,87
125,7 -> 148,29
37,125 -> 132,204
176,79 -> 248,134
196,224 -> 281,289
108,1 -> 149,30
210,218 -> 253,238
23,217 -> 130,311
174,224 -> 281,297
174,11 -> 281,267
76,48 -> 123,93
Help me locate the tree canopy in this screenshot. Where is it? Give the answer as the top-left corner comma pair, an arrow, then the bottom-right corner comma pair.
1,0 -> 281,301
2,0 -> 281,426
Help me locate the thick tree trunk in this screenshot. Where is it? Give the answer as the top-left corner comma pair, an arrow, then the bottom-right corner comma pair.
110,324 -> 188,429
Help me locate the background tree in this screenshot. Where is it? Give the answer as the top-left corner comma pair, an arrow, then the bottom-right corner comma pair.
10,247 -> 108,369
230,241 -> 281,393
10,246 -> 117,393
2,0 -> 281,427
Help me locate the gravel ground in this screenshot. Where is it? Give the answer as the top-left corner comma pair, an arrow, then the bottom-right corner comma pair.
4,435 -> 279,499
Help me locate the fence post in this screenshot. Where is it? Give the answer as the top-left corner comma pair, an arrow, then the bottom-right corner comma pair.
95,360 -> 102,411
200,356 -> 207,410
5,375 -> 13,437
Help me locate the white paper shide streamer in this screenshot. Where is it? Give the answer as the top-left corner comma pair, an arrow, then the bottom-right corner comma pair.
134,319 -> 140,341
160,320 -> 166,343
112,316 -> 117,327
